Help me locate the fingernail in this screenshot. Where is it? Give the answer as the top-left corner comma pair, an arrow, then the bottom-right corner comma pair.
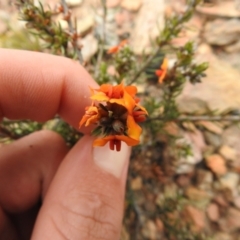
93,142 -> 131,178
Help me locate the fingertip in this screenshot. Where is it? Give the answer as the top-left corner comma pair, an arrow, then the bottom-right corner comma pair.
32,136 -> 128,240
0,49 -> 98,130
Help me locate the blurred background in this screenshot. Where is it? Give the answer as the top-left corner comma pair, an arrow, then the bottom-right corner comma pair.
1,0 -> 240,239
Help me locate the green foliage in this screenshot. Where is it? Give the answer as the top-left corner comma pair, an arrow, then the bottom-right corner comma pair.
96,62 -> 111,85
45,118 -> 82,146
0,29 -> 40,50
16,0 -> 81,58
0,119 -> 42,142
113,46 -> 136,83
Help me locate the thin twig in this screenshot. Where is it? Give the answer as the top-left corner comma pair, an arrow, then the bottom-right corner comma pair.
127,47 -> 160,86
146,115 -> 240,122
94,0 -> 107,79
61,0 -> 84,64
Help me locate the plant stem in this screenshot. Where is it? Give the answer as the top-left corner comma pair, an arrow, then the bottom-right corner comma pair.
147,115 -> 240,122
94,0 -> 107,79
61,0 -> 84,64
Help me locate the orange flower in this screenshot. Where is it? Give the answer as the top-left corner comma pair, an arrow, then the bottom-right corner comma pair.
90,83 -> 148,141
155,58 -> 168,83
107,39 -> 128,54
79,106 -> 100,127
93,134 -> 139,151
90,82 -> 137,102
79,82 -> 148,151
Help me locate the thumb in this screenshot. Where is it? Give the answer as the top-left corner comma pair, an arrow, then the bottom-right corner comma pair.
31,135 -> 131,240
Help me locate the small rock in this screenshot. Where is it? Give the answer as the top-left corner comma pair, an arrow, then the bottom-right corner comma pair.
65,0 -> 83,7
121,0 -> 142,11
130,0 -> 165,54
213,194 -> 229,208
225,40 -> 240,53
222,125 -> 240,166
77,15 -> 95,35
176,174 -> 191,187
163,183 -> 178,199
207,203 -> 220,222
107,65 -> 117,76
186,129 -> 207,153
185,186 -> 210,202
120,225 -> 130,240
177,51 -> 240,114
204,19 -> 240,46
197,1 -> 240,17
219,207 -> 240,232
196,169 -> 213,191
176,131 -> 203,171
115,10 -> 133,27
175,164 -> 194,174
182,121 -> 198,132
107,0 -> 121,8
183,205 -> 206,232
164,121 -> 180,136
142,220 -> 157,240
57,19 -> 68,29
197,120 -> 223,135
219,145 -> 237,162
205,154 -> 227,175
130,176 -> 142,190
155,218 -> 164,233
213,232 -> 233,240
219,172 -> 239,196
233,196 -> 240,210
204,131 -> 222,148
81,34 -> 98,62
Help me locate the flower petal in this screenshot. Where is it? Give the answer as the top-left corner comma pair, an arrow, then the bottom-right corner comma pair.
115,135 -> 139,146
93,134 -> 139,148
91,92 -> 110,101
123,90 -> 136,113
161,57 -> 168,70
93,136 -> 113,146
125,85 -> 137,97
136,104 -> 148,115
79,115 -> 89,127
107,46 -> 119,54
79,106 -> 99,127
127,115 -> 142,140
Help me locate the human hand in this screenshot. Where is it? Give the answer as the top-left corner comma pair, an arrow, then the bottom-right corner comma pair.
0,49 -> 131,240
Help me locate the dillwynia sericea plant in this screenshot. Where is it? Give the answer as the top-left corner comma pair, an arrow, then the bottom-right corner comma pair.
79,82 -> 148,151
79,40 -> 168,151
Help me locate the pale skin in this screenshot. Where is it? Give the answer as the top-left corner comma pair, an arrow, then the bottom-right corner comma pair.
0,49 -> 131,240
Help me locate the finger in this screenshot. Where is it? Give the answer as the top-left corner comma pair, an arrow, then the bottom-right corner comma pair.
32,136 -> 131,240
0,130 -> 68,239
0,130 -> 68,212
0,49 -> 98,131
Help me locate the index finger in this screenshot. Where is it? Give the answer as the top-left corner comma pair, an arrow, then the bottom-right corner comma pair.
0,49 -> 98,131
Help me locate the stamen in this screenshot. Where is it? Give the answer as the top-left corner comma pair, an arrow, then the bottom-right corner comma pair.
116,140 -> 121,151
109,139 -> 121,151
135,116 -> 146,122
109,140 -> 114,150
133,111 -> 145,116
